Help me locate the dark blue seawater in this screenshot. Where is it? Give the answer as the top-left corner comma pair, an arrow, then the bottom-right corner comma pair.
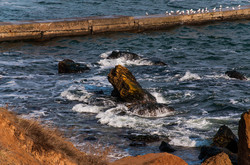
0,0 -> 250,164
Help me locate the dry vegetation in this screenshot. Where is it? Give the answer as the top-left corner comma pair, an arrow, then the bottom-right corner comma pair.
0,107 -> 108,165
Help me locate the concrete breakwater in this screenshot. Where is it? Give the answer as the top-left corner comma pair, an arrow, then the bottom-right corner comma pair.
0,6 -> 249,41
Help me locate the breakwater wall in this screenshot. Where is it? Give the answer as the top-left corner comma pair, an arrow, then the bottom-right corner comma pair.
0,6 -> 249,41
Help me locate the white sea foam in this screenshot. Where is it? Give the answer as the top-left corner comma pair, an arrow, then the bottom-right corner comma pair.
72,104 -> 102,113
169,136 -> 209,147
21,110 -> 47,119
98,51 -> 155,69
205,74 -> 229,79
179,71 -> 201,81
151,91 -> 171,104
230,99 -> 238,104
61,85 -> 92,102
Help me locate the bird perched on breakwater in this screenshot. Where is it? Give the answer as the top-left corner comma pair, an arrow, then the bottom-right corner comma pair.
238,5 -> 241,9
145,12 -> 149,16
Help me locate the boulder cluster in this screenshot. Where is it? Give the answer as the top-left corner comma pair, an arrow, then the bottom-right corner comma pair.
199,110 -> 250,165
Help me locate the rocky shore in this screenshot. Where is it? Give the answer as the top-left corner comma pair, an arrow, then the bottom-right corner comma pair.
0,64 -> 249,165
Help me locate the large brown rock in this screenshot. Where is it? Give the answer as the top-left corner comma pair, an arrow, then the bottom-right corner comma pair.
238,110 -> 250,165
110,153 -> 188,165
201,152 -> 232,165
108,65 -> 156,103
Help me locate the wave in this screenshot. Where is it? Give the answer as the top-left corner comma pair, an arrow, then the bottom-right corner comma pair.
179,71 -> 201,81
98,51 -> 161,69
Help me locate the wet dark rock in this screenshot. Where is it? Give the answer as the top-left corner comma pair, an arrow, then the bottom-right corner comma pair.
212,125 -> 238,153
125,134 -> 160,143
149,58 -> 167,66
159,141 -> 176,153
58,59 -> 89,73
129,141 -> 147,147
199,146 -> 238,165
107,51 -> 140,60
128,103 -> 174,117
225,70 -> 247,80
108,65 -> 156,103
84,136 -> 97,141
94,90 -> 104,94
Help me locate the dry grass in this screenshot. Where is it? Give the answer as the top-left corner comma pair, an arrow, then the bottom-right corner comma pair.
0,107 -> 109,165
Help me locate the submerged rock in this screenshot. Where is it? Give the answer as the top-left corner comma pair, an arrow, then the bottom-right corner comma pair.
108,51 -> 140,60
212,125 -> 238,153
201,152 -> 232,165
108,65 -> 156,103
149,57 -> 167,66
225,70 -> 247,80
238,110 -> 250,165
125,134 -> 160,143
58,59 -> 89,73
128,103 -> 174,117
129,141 -> 146,147
159,141 -> 176,153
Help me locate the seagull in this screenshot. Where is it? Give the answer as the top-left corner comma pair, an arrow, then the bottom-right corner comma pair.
186,10 -> 190,15
238,5 -> 241,9
169,13 -> 171,15
232,7 -> 235,10
166,11 -> 168,15
176,10 -> 180,14
213,7 -> 216,12
226,6 -> 229,9
201,9 -> 204,13
197,9 -> 201,13
146,12 -> 148,16
171,11 -> 174,13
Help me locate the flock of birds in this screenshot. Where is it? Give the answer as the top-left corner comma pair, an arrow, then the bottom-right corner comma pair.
145,5 -> 242,16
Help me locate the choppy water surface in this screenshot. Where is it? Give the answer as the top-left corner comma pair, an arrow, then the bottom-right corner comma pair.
0,0 -> 250,164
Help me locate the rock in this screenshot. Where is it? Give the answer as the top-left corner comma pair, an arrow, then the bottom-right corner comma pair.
201,152 -> 232,165
159,141 -> 176,153
238,110 -> 250,165
212,125 -> 238,153
107,51 -> 167,66
129,141 -> 146,147
225,70 -> 247,80
199,146 -> 238,165
110,152 -> 188,165
128,103 -> 174,117
58,59 -> 89,73
107,51 -> 140,60
149,58 -> 167,66
84,136 -> 97,141
108,65 -> 156,103
125,134 -> 160,143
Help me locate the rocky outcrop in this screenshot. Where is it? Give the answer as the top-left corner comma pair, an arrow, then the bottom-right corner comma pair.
159,141 -> 176,153
238,110 -> 250,165
225,70 -> 247,80
107,51 -> 140,60
58,59 -> 89,73
201,152 -> 232,165
110,153 -> 188,165
212,125 -> 238,153
108,65 -> 156,103
0,108 -> 106,165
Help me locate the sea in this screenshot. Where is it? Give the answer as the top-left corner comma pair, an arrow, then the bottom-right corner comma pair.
0,0 -> 249,164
